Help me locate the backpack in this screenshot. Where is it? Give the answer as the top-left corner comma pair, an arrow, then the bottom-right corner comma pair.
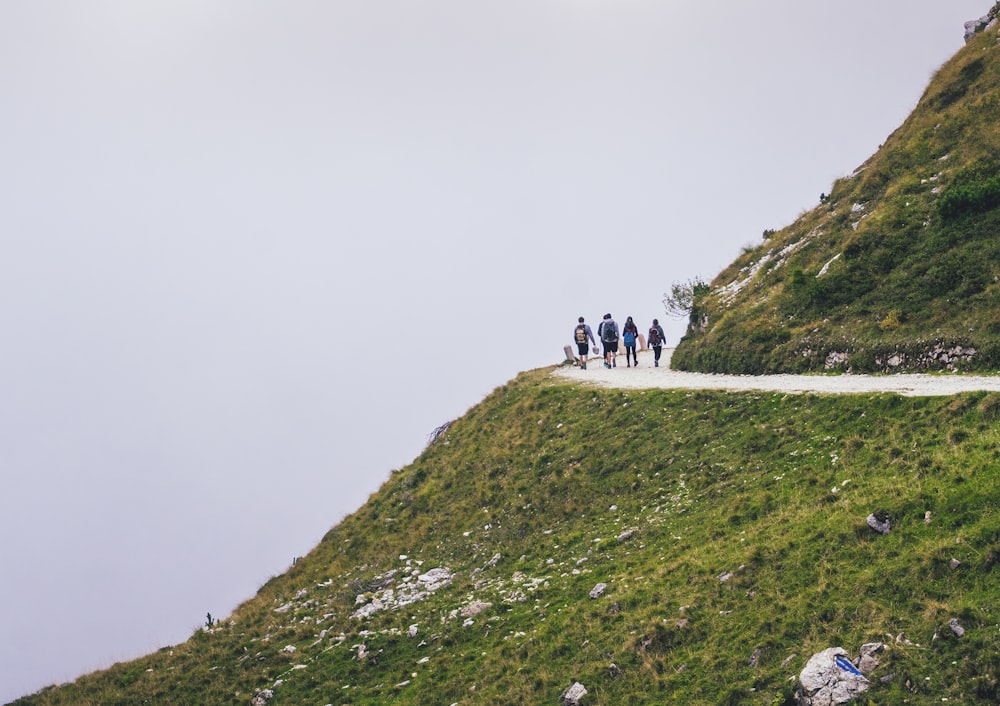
648,327 -> 662,346
623,330 -> 635,346
602,321 -> 618,343
575,325 -> 587,344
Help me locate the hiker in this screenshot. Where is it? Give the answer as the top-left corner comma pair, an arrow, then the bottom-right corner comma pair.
648,318 -> 666,367
572,316 -> 597,370
597,313 -> 619,368
622,316 -> 639,367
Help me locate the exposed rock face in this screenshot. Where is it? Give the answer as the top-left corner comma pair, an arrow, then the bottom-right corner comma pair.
351,567 -> 454,618
796,647 -> 870,705
965,7 -> 1000,43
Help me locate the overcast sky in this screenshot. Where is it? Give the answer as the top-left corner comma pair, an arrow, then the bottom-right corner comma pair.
0,1 -> 991,701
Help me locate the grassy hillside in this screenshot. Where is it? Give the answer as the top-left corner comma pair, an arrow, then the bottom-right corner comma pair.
672,7 -> 1000,375
13,369 -> 999,705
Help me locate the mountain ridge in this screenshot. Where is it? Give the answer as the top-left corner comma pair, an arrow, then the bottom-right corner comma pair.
672,4 -> 1000,376
11,370 -> 999,704
10,9 -> 1000,706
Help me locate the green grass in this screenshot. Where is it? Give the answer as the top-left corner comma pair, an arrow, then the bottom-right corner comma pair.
13,369 -> 999,705
674,21 -> 1000,375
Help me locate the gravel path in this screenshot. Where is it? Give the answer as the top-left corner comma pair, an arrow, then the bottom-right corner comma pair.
552,348 -> 1000,397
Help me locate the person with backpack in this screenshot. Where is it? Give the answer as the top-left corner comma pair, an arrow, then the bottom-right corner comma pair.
597,313 -> 619,369
648,318 -> 667,367
572,316 -> 597,370
622,315 -> 639,367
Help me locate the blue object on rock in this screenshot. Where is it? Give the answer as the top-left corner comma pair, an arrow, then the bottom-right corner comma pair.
835,655 -> 863,675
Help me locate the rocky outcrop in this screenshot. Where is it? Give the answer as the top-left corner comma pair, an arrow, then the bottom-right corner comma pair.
965,6 -> 1000,42
795,647 -> 870,705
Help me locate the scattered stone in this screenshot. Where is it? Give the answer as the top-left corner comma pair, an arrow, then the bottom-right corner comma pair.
607,602 -> 621,615
675,618 -> 689,630
718,571 -> 734,583
617,529 -> 636,542
419,568 -> 453,587
589,583 -> 608,599
351,567 -> 453,618
857,643 -> 885,673
949,558 -> 961,570
608,663 -> 622,678
280,645 -> 296,654
408,624 -> 418,637
825,351 -> 849,370
781,653 -> 798,668
795,647 -> 870,706
460,601 -> 492,618
250,689 -> 274,706
949,618 -> 965,637
866,512 -> 891,535
485,553 -> 501,568
924,511 -> 932,524
561,681 -> 588,705
748,648 -> 762,668
879,673 -> 895,683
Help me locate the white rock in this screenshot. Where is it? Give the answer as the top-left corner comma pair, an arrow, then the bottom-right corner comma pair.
561,681 -> 588,705
797,647 -> 869,705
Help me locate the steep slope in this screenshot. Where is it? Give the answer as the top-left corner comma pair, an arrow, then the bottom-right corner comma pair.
12,370 -> 999,705
672,8 -> 1000,375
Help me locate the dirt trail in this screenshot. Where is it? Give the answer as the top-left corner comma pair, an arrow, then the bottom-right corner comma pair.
552,348 -> 1000,397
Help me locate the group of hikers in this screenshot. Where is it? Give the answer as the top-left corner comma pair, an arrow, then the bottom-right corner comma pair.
573,314 -> 666,370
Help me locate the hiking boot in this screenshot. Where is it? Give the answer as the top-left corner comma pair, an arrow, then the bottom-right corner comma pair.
612,359 -> 616,367
582,362 -> 587,370
604,362 -> 611,369
655,360 -> 659,367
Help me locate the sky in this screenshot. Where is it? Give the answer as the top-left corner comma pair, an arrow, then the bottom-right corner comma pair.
0,1 -> 992,701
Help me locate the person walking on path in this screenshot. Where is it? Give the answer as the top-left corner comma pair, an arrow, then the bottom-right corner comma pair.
598,313 -> 619,369
572,316 -> 597,370
622,316 -> 639,367
648,318 -> 667,367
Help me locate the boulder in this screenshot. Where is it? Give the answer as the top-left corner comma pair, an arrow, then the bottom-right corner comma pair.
561,681 -> 588,705
857,642 -> 885,673
948,618 -> 965,637
866,512 -> 891,535
250,689 -> 274,706
796,647 -> 870,705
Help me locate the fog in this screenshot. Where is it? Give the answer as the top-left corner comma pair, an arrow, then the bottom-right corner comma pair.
0,1 -> 989,701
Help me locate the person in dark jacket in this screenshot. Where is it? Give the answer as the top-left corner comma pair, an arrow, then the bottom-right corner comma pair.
648,318 -> 667,367
572,316 -> 597,370
597,313 -> 618,369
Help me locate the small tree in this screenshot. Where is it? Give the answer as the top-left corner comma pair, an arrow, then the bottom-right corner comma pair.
663,277 -> 711,333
